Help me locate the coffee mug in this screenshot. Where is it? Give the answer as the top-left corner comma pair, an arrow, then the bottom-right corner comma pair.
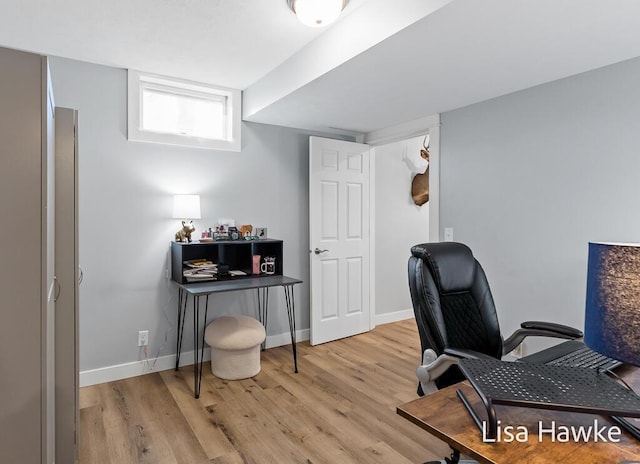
261,257 -> 276,275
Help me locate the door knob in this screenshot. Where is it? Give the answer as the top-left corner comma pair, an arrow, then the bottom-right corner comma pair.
314,248 -> 329,255
53,276 -> 61,302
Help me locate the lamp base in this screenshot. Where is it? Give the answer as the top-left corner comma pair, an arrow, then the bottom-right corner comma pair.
175,219 -> 196,243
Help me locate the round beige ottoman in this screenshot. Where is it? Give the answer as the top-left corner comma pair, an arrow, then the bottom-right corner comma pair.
204,315 -> 266,380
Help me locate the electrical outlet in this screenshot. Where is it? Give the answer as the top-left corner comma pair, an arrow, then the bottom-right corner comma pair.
138,330 -> 149,347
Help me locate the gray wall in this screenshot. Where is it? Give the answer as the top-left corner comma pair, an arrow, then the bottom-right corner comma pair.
440,56 -> 640,353
49,57 -> 348,373
374,136 -> 429,317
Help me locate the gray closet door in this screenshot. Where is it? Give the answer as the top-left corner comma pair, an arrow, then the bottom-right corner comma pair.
55,107 -> 79,464
0,47 -> 54,464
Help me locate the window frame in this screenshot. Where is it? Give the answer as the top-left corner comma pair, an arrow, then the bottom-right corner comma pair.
127,70 -> 241,152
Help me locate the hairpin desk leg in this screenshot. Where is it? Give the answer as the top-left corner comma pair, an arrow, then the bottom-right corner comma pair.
175,287 -> 187,371
191,295 -> 210,399
195,295 -> 209,399
256,287 -> 269,351
283,284 -> 298,373
192,295 -> 200,398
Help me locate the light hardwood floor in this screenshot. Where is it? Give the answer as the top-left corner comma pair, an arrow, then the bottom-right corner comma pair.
78,319 -> 449,463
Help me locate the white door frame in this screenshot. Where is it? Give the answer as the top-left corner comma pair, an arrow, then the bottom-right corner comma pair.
364,114 -> 441,328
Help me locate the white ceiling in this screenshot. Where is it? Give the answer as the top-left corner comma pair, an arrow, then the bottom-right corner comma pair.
0,0 -> 371,89
2,0 -> 640,137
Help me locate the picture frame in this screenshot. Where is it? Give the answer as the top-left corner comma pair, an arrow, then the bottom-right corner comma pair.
256,227 -> 267,239
216,218 -> 234,240
214,224 -> 229,240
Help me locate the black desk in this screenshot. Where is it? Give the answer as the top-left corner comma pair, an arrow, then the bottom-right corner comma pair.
174,275 -> 302,398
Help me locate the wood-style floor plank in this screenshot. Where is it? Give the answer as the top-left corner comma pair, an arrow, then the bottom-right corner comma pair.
160,369 -> 236,460
79,319 -> 449,463
78,405 -> 108,464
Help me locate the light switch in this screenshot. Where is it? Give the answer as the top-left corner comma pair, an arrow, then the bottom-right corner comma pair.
444,227 -> 454,241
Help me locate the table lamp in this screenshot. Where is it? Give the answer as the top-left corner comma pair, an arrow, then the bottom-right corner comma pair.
584,242 -> 640,367
173,194 -> 201,221
172,194 -> 201,242
584,241 -> 640,444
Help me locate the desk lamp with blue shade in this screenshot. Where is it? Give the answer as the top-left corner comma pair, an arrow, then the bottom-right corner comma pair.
584,241 -> 640,444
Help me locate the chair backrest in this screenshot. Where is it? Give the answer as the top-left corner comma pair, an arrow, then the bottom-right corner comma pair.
408,242 -> 503,389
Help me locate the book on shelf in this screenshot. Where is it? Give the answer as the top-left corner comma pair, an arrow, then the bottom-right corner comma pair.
183,259 -> 218,282
181,260 -> 250,282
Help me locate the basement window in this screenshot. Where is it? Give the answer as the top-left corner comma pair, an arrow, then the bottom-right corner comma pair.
127,70 -> 241,152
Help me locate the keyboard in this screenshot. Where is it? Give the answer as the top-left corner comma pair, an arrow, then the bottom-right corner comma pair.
546,345 -> 622,370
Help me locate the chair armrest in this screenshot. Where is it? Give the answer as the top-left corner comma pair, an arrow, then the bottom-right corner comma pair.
417,348 -> 495,394
520,321 -> 583,338
416,349 -> 460,394
502,321 -> 583,355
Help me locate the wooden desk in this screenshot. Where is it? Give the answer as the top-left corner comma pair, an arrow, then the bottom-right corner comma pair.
174,275 -> 302,398
397,366 -> 640,463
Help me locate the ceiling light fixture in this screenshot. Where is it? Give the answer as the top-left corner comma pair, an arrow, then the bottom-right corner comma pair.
287,0 -> 347,28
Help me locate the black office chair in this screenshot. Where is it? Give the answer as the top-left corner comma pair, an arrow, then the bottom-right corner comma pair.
407,242 -> 583,464
408,242 -> 583,393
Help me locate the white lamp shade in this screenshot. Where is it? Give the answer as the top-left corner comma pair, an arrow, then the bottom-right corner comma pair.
293,0 -> 344,27
173,194 -> 201,219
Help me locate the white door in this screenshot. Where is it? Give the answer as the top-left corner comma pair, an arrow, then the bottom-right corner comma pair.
309,136 -> 371,345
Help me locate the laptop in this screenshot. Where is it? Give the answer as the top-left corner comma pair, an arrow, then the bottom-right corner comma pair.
520,339 -> 623,371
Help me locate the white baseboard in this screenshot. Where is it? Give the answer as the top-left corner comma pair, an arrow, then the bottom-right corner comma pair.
79,349 -> 209,387
80,328 -> 310,387
264,328 -> 309,349
80,315 -> 415,388
374,308 -> 414,326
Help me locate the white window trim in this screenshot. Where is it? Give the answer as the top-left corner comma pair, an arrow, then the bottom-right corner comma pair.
127,70 -> 242,152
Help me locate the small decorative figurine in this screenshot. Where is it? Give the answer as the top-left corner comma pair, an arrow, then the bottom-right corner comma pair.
229,227 -> 240,240
175,220 -> 196,243
239,224 -> 253,238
